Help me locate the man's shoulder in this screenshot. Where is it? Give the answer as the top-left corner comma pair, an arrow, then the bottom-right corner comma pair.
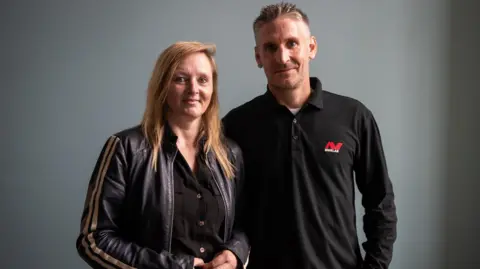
323,90 -> 366,108
323,90 -> 373,117
223,94 -> 266,121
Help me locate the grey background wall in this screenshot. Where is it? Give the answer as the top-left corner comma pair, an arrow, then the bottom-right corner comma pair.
446,1 -> 480,268
1,0 -> 478,268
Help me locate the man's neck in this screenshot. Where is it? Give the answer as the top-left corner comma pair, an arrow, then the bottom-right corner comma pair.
167,115 -> 202,148
269,81 -> 311,109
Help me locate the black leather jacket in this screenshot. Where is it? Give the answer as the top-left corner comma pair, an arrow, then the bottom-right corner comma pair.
76,125 -> 250,269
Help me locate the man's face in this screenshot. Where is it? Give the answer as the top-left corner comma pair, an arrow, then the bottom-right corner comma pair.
255,16 -> 317,91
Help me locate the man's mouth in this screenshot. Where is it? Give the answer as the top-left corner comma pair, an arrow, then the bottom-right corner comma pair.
276,68 -> 296,73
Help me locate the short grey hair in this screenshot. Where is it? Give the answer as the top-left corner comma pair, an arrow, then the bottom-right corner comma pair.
253,2 -> 310,40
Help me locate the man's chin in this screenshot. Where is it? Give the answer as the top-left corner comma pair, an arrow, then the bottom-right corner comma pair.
270,79 -> 300,90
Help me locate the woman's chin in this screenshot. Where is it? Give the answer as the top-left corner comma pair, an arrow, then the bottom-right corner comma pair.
180,109 -> 203,120
168,106 -> 206,121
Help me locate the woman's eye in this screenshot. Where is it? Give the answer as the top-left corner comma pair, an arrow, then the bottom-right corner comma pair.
199,77 -> 208,84
174,76 -> 187,83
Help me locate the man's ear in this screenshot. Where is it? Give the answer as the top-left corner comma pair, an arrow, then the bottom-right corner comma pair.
309,35 -> 317,60
254,46 -> 262,68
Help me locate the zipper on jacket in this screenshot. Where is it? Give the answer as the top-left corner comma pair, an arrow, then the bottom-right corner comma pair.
167,149 -> 178,252
207,160 -> 229,242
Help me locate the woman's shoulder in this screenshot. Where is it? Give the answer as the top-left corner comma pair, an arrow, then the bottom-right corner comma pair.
109,124 -> 151,155
223,137 -> 243,162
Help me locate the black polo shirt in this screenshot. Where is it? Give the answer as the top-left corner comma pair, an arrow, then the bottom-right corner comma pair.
222,77 -> 397,269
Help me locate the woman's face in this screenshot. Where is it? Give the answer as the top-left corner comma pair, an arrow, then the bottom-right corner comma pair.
166,52 -> 214,120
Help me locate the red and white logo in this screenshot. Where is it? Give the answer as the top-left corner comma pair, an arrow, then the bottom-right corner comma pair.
324,141 -> 343,153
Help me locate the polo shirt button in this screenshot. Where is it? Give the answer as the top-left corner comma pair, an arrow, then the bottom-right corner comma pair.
293,135 -> 298,140
200,247 -> 205,253
197,193 -> 202,199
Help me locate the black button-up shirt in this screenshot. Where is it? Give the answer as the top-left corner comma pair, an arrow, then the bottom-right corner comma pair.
167,126 -> 226,263
223,77 -> 397,269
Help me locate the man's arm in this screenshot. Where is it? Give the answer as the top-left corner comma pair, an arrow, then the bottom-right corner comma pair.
354,109 -> 398,269
76,135 -> 196,269
220,142 -> 250,268
212,113 -> 250,269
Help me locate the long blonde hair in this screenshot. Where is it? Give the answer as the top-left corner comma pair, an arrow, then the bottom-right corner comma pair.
141,41 -> 235,179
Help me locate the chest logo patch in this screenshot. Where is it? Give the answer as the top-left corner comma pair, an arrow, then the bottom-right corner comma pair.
324,141 -> 343,153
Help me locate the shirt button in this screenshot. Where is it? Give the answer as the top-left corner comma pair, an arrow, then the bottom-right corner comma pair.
293,118 -> 297,123
199,220 -> 205,226
293,135 -> 298,140
196,193 -> 202,199
200,247 -> 205,253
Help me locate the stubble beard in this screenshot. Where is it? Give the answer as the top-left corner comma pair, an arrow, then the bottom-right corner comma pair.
270,73 -> 303,92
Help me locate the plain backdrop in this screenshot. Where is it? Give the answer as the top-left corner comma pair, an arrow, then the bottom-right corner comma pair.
1,0 -> 479,268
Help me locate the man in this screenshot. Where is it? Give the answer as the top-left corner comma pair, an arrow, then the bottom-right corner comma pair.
222,2 -> 397,269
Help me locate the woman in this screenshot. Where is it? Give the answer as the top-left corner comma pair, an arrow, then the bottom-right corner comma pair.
76,41 -> 249,269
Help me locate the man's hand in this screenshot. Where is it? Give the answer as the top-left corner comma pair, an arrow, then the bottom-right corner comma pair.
202,250 -> 238,269
194,257 -> 205,267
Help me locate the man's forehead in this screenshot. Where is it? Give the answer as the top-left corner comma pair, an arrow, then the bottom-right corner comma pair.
257,17 -> 309,43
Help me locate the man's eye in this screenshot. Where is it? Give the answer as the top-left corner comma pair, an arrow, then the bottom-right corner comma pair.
287,41 -> 298,48
266,44 -> 277,52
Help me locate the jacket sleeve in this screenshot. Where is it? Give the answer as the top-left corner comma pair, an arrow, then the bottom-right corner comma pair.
221,141 -> 251,269
354,110 -> 398,269
76,135 -> 194,269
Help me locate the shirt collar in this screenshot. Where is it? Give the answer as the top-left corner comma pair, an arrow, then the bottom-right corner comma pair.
163,121 -> 178,144
163,121 -> 208,149
307,77 -> 324,109
263,77 -> 324,110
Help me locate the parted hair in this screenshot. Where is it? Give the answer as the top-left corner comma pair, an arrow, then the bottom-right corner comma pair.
253,2 -> 310,40
141,41 -> 235,179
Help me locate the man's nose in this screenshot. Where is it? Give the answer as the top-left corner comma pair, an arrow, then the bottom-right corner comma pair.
275,47 -> 289,64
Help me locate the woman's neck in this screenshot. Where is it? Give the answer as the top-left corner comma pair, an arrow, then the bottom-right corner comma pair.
167,115 -> 202,148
